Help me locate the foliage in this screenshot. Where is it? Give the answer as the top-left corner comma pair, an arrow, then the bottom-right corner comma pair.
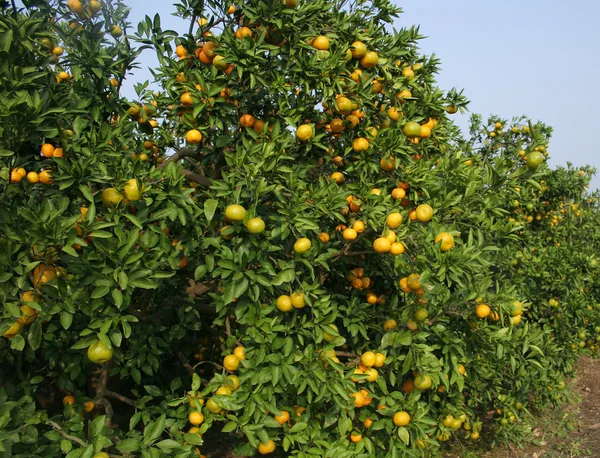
1,0 -> 599,457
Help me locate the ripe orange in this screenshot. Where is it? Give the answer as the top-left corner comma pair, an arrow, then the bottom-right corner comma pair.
415,204 -> 433,222
383,319 -> 397,332
291,292 -> 305,308
386,212 -> 403,228
475,304 -> 491,319
257,439 -> 276,455
83,401 -> 95,413
41,143 -> 55,157
186,129 -> 202,144
391,188 -> 406,200
63,395 -> 76,406
351,391 -> 366,407
352,137 -> 369,152
318,232 -> 330,243
360,51 -> 378,68
10,169 -> 23,183
189,411 -> 204,425
397,89 -> 412,102
406,273 -> 422,290
360,351 -> 376,367
330,172 -> 344,183
235,26 -> 253,39
274,410 -> 290,425
342,228 -> 357,241
373,237 -> 391,253
240,114 -> 256,127
350,432 -> 363,443
350,41 -> 367,59
2,321 -> 23,339
435,232 -> 455,252
373,353 -> 386,368
213,55 -> 228,70
312,35 -> 330,50
180,92 -> 193,105
402,379 -> 414,393
399,278 -> 412,293
334,96 -> 352,115
223,354 -> 241,371
39,170 -> 54,184
272,292 -> 294,311
402,67 -> 415,79
379,156 -> 395,171
393,411 -> 411,426
296,124 -> 313,142
419,125 -> 431,138
353,220 -> 365,233
233,346 -> 246,361
388,106 -> 401,121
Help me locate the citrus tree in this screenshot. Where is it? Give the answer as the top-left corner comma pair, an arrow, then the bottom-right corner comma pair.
1,0 -> 599,457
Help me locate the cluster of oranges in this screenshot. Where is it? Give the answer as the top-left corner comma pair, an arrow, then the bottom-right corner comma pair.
345,268 -> 385,305
9,143 -> 59,185
1,290 -> 40,339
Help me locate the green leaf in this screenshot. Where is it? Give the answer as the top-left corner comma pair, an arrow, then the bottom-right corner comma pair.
144,414 -> 166,443
271,269 -> 295,286
91,286 -> 110,299
117,438 -> 140,452
289,422 -> 308,433
0,29 -> 13,53
397,426 -> 410,444
27,319 -> 42,350
204,199 -> 218,224
156,439 -> 181,449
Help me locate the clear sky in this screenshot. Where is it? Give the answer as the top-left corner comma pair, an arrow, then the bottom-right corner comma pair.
120,0 -> 600,190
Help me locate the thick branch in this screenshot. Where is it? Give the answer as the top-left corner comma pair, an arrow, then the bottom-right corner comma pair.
48,420 -> 88,448
157,147 -> 198,169
335,351 -> 356,358
181,168 -> 212,186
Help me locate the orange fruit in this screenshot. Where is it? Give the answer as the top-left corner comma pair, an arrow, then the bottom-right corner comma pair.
257,439 -> 276,455
63,395 -> 76,406
380,156 -> 395,171
2,321 -> 23,339
235,26 -> 253,39
406,274 -> 422,290
331,172 -> 344,183
296,124 -> 313,141
386,212 -> 402,228
312,35 -> 330,50
434,232 -> 455,252
274,410 -> 290,425
393,411 -> 411,426
225,204 -> 247,222
240,114 -> 256,128
350,41 -> 367,59
373,237 -> 391,253
189,411 -> 204,425
415,204 -> 433,222
291,292 -> 305,308
186,129 -> 202,144
334,96 -> 352,115
360,51 -> 378,68
233,346 -> 246,361
390,242 -> 405,255
343,228 -> 357,241
350,432 -> 363,443
353,220 -> 365,233
352,137 -> 369,152
475,304 -> 491,319
246,217 -> 265,233
391,188 -> 406,200
180,92 -> 193,105
293,237 -> 311,253
223,354 -> 241,371
318,232 -> 330,243
399,277 -> 412,293
276,295 -> 293,312
41,143 -> 55,157
360,351 -> 376,367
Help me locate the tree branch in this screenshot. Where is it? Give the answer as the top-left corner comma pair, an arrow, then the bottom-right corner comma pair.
225,316 -> 231,337
48,420 -> 88,448
157,147 -> 198,169
181,168 -> 212,186
173,345 -> 195,376
105,390 -> 136,407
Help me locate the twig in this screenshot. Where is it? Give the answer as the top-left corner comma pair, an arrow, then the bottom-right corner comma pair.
225,316 -> 231,337
331,250 -> 375,262
173,345 -> 195,376
105,390 -> 136,407
335,351 -> 356,358
48,420 -> 88,448
192,361 -> 226,371
97,398 -> 114,427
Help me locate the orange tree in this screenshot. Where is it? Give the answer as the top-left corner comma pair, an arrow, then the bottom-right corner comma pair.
1,0 -> 599,457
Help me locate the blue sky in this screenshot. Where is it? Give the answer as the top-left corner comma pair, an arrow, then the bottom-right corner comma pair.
120,0 -> 600,190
